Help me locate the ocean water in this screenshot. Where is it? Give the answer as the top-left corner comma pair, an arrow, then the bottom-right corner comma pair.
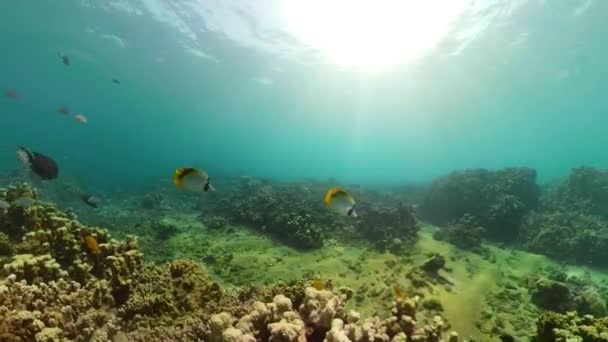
2,2 -> 608,339
1,1 -> 606,191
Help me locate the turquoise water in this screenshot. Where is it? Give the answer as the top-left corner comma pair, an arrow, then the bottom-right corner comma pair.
1,1 -> 607,190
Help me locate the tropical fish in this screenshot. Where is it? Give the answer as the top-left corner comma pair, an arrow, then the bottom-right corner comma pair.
58,52 -> 70,66
83,235 -> 100,255
74,114 -> 87,124
173,167 -> 214,192
17,146 -> 58,179
310,279 -> 326,290
393,286 -> 405,300
58,106 -> 69,115
112,78 -> 120,84
79,193 -> 100,208
12,197 -> 34,209
324,187 -> 357,217
0,200 -> 9,210
4,89 -> 19,99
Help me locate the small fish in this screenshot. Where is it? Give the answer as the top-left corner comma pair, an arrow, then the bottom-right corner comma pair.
499,334 -> 515,342
83,235 -> 100,255
0,200 -> 10,210
393,286 -> 406,300
4,89 -> 19,99
173,167 -> 215,192
58,106 -> 70,115
58,52 -> 70,66
310,279 -> 326,291
79,193 -> 100,208
74,114 -> 87,124
202,255 -> 217,265
12,197 -> 35,209
112,78 -> 120,85
324,187 -> 357,217
17,146 -> 59,179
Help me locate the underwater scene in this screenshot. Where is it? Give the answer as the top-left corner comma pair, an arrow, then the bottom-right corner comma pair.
1,1 -> 608,341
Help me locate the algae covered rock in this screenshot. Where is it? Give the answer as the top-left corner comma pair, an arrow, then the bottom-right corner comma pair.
529,277 -> 576,313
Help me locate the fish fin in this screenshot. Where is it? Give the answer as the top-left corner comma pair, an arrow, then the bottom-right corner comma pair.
18,146 -> 33,162
173,168 -> 185,188
324,187 -> 341,205
348,204 -> 357,217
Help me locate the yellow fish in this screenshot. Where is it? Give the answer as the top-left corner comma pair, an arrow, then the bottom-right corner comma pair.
310,279 -> 326,290
324,187 -> 357,217
173,167 -> 214,192
84,235 -> 100,255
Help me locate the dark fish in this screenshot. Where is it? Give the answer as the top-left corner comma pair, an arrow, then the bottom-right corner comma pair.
499,334 -> 515,342
58,52 -> 70,66
112,78 -> 120,84
58,106 -> 70,115
18,146 -> 58,179
4,89 -> 19,99
12,197 -> 35,208
202,255 -> 217,265
79,193 -> 100,208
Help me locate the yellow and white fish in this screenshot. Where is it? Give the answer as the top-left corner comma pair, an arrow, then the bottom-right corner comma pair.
173,167 -> 214,192
324,186 -> 357,217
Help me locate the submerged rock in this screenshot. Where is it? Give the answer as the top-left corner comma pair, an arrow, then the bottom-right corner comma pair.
529,277 -> 575,313
422,254 -> 446,274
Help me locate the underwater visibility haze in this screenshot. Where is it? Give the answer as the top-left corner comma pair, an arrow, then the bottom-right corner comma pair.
1,1 -> 608,341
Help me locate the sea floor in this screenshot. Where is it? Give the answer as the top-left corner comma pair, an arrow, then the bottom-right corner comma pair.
101,211 -> 608,340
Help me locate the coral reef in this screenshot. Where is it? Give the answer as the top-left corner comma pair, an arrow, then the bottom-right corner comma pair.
211,287 -> 455,342
356,203 -> 419,253
205,177 -> 420,250
519,210 -> 608,266
547,167 -> 608,218
0,182 -> 457,341
535,311 -> 608,341
526,267 -> 608,318
422,168 -> 539,242
432,214 -> 486,252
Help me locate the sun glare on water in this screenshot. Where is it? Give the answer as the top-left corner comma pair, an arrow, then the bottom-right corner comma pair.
282,0 -> 471,72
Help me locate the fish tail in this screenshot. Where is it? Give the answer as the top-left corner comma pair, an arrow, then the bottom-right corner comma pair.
17,146 -> 33,161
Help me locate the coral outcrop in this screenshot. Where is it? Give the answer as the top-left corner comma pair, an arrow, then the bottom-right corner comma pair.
519,210 -> 608,266
547,167 -> 608,218
535,311 -> 608,341
205,177 -> 421,250
432,214 -> 486,252
356,203 -> 419,253
422,168 -> 539,242
210,287 -> 455,342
